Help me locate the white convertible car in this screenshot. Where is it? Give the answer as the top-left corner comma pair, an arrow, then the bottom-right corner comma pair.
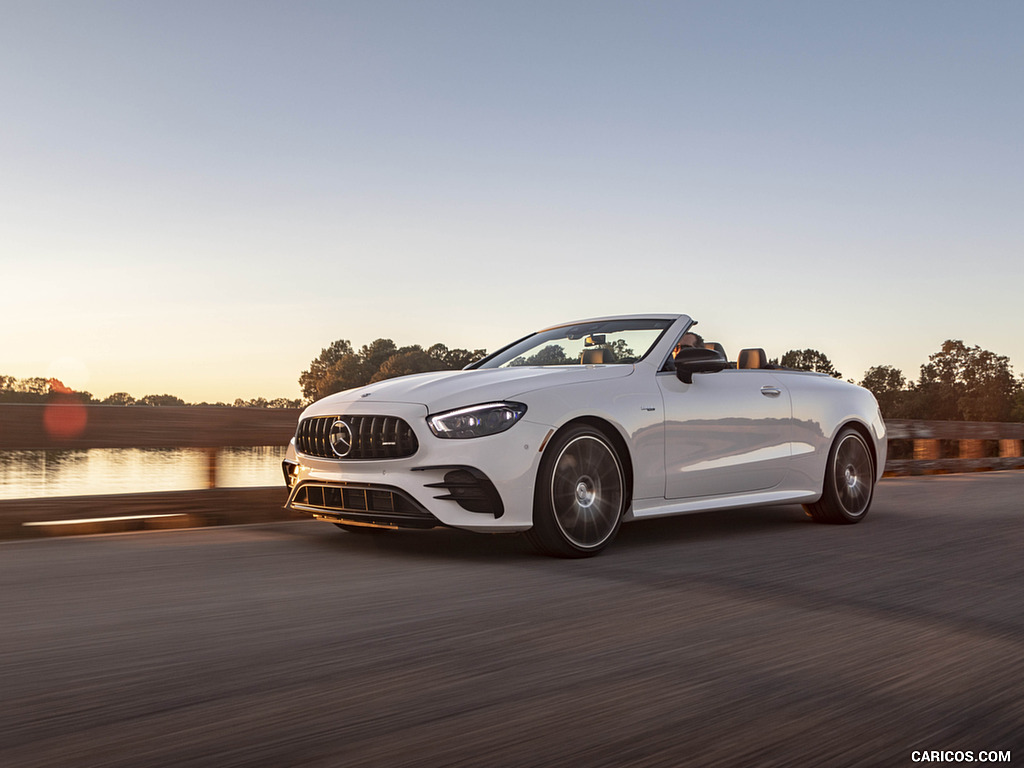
283,314 -> 886,557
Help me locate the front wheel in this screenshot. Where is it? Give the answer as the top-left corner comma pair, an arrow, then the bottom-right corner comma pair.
526,425 -> 627,558
805,427 -> 875,524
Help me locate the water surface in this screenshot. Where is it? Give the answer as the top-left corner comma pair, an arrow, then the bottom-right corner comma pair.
0,447 -> 287,500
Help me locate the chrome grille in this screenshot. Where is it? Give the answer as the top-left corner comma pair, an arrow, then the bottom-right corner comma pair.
296,415 -> 418,459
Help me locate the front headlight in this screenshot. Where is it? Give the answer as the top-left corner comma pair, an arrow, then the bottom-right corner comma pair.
427,402 -> 527,439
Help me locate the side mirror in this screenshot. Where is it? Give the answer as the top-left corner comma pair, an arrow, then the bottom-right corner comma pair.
673,347 -> 729,384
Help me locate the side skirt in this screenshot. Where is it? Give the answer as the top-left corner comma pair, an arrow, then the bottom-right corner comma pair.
625,489 -> 819,521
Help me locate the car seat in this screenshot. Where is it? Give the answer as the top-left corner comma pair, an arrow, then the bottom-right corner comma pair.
581,347 -> 616,365
737,348 -> 767,369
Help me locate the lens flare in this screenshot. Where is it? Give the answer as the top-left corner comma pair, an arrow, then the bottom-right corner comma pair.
43,395 -> 88,439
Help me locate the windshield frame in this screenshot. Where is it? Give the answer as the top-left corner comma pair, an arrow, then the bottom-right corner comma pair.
468,318 -> 675,370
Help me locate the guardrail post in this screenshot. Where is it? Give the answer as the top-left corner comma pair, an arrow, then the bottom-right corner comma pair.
1000,439 -> 1023,458
913,439 -> 940,461
960,439 -> 985,460
205,447 -> 218,489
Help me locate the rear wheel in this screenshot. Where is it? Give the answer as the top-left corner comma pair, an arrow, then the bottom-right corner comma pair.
805,427 -> 875,524
526,424 -> 626,558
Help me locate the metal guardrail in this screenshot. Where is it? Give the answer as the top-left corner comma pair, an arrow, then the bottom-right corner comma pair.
883,418 -> 1024,475
0,405 -> 1022,537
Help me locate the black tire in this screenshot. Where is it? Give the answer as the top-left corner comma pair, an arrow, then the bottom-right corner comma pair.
526,424 -> 627,558
805,427 -> 875,524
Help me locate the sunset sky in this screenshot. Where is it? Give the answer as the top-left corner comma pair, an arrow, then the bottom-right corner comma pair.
3,1 -> 1022,403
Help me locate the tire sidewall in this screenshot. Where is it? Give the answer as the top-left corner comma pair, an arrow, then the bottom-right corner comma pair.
826,428 -> 875,522
529,424 -> 626,557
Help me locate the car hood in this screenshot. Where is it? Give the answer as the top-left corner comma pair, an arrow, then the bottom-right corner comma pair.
304,365 -> 635,416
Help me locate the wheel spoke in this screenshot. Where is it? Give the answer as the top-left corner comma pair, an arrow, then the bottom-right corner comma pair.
834,434 -> 871,516
550,435 -> 624,549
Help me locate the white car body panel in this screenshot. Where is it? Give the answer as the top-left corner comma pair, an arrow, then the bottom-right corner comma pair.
283,314 -> 886,544
658,368 -> 793,498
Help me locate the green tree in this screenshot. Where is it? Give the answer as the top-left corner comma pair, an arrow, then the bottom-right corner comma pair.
358,339 -> 400,376
20,377 -> 50,395
0,376 -> 50,402
267,397 -> 302,409
859,365 -> 910,418
103,392 -> 136,406
299,340 -> 356,401
229,396 -> 298,408
517,344 -> 570,366
608,339 -> 637,361
426,343 -> 486,369
914,340 -> 1018,421
235,397 -> 269,408
777,349 -> 842,379
1011,378 -> 1024,422
371,348 -> 448,382
138,394 -> 187,406
299,338 -> 489,402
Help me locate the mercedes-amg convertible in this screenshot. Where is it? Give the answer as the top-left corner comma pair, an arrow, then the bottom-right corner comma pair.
283,314 -> 886,557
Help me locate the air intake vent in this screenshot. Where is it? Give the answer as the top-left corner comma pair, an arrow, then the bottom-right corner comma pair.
287,482 -> 437,529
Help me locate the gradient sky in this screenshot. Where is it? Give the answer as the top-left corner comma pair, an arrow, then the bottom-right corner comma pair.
3,1 -> 1022,403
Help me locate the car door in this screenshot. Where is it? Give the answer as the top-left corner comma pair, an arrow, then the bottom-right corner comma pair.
657,368 -> 793,499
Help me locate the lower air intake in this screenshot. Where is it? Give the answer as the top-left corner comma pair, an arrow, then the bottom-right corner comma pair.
287,481 -> 438,529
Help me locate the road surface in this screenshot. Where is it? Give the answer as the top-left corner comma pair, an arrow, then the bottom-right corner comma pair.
2,473 -> 1023,767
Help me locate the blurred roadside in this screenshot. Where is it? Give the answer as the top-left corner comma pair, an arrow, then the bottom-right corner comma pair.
0,405 -> 299,538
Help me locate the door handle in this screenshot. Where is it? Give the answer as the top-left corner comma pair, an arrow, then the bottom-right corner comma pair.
761,386 -> 782,397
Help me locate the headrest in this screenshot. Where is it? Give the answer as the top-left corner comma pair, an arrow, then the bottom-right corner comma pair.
581,348 -> 614,365
704,342 -> 726,358
737,348 -> 767,369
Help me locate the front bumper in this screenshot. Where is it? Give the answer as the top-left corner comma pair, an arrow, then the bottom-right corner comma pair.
283,404 -> 552,533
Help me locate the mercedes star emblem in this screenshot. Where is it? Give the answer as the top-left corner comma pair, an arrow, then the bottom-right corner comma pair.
329,419 -> 354,458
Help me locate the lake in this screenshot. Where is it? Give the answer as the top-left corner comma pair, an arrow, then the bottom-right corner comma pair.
0,446 -> 287,500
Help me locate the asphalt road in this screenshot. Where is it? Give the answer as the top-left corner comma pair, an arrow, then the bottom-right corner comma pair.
2,473 -> 1023,768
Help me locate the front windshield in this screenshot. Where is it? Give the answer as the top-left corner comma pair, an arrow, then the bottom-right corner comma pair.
476,319 -> 673,369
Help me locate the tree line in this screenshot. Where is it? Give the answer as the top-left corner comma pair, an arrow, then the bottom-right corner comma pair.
0,376 -> 301,409
298,339 -> 486,402
299,336 -> 1023,423
5,337 -> 1022,422
761,342 -> 1022,422
858,340 -> 1023,422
